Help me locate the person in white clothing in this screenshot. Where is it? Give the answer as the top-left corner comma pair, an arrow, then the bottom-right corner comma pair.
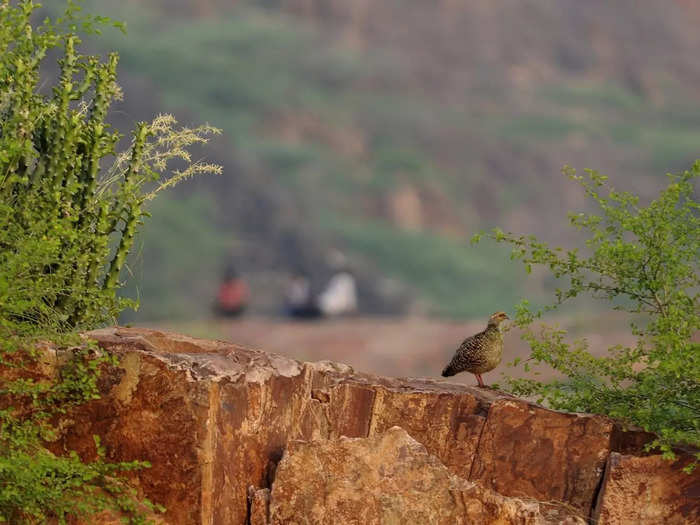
318,271 -> 358,317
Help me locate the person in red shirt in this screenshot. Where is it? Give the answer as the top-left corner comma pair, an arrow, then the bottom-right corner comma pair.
214,265 -> 249,317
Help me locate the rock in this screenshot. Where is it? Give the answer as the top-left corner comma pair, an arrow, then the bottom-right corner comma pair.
469,399 -> 614,515
268,426 -> 585,524
248,487 -> 271,525
326,380 -> 488,479
3,327 -> 689,524
592,452 -> 700,524
70,327 -> 498,524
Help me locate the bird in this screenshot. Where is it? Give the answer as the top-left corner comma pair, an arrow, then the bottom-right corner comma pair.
441,311 -> 509,387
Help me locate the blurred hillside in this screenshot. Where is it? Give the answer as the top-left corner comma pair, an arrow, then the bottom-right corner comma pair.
69,0 -> 700,320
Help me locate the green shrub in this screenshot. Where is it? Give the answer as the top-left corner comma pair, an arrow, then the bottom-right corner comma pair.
0,1 -> 220,521
0,3 -> 220,333
474,163 -> 699,467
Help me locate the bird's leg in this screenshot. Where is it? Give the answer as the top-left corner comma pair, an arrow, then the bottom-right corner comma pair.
475,374 -> 485,387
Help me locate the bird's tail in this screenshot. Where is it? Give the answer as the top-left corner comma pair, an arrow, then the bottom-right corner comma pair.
441,363 -> 455,377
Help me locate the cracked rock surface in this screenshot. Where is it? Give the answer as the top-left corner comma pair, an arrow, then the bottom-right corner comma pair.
11,327 -> 695,524
267,426 -> 584,524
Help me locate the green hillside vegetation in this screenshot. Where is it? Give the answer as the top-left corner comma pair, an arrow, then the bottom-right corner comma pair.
72,0 -> 700,319
332,219 -> 519,316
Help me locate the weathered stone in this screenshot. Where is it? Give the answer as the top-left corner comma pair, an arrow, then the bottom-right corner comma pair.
3,327 -> 688,524
63,503 -> 165,525
469,398 -> 614,515
366,385 -> 486,480
268,427 -> 585,524
248,487 -> 271,525
609,424 -> 656,456
72,327 -> 499,524
592,452 -> 700,524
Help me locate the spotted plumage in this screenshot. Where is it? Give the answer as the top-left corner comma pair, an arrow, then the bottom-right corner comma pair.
441,311 -> 509,387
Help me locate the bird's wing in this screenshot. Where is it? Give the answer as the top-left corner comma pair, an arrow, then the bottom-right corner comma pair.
442,329 -> 490,376
457,329 -> 488,357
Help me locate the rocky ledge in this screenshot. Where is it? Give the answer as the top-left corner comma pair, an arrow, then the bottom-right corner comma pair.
30,328 -> 700,523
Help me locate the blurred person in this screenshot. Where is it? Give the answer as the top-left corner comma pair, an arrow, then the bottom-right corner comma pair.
318,252 -> 358,317
214,265 -> 249,317
285,269 -> 322,319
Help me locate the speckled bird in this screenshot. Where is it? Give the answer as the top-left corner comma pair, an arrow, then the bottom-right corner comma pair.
441,311 -> 509,387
